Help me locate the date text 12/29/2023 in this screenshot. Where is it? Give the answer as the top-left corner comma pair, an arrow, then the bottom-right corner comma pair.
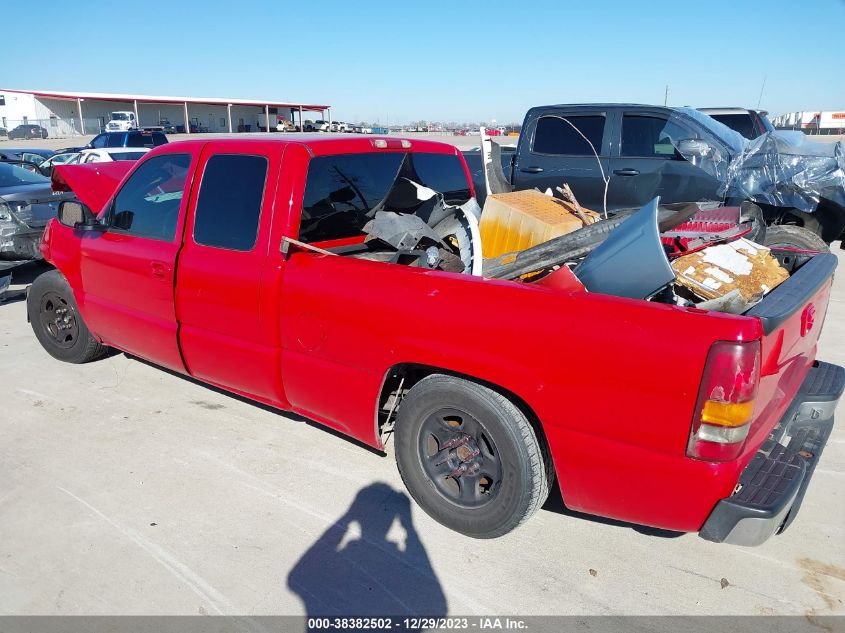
307,617 -> 528,631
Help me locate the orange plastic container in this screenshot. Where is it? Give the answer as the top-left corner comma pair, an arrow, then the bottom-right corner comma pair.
479,190 -> 599,258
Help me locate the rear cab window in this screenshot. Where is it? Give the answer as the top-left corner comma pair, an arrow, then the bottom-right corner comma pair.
532,115 -> 605,155
127,132 -> 157,148
709,113 -> 756,140
299,151 -> 471,244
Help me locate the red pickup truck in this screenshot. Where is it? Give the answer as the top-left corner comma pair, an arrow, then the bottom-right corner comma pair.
29,135 -> 842,545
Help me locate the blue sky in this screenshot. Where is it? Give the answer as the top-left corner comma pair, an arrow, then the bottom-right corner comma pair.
2,0 -> 843,124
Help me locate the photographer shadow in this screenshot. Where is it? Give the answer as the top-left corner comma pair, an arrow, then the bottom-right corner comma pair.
288,482 -> 447,631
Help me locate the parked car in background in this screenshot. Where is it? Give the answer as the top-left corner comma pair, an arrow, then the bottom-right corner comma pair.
78,148 -> 151,164
140,119 -> 177,134
106,111 -> 139,132
86,130 -> 168,150
276,120 -> 296,132
0,127 -> 7,137
0,149 -> 53,170
8,124 -> 48,140
38,152 -> 82,177
332,121 -> 349,132
0,162 -> 72,260
312,120 -> 331,132
698,107 -> 775,140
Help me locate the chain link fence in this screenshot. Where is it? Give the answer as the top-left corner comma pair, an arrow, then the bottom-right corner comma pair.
0,117 -> 107,139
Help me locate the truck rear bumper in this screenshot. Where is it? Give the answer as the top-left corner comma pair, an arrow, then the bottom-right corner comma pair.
699,360 -> 844,546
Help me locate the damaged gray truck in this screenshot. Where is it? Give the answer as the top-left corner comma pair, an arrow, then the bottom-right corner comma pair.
464,103 -> 845,249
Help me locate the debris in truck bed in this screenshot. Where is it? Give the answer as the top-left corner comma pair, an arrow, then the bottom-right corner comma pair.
575,198 -> 676,300
363,211 -> 446,251
341,184 -> 483,276
479,189 -> 600,258
672,238 -> 789,304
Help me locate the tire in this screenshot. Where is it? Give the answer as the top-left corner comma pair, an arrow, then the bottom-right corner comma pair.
778,209 -> 824,237
763,225 -> 830,252
28,270 -> 107,363
394,374 -> 552,538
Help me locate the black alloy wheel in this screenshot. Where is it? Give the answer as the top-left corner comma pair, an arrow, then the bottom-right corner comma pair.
38,290 -> 79,349
418,406 -> 502,509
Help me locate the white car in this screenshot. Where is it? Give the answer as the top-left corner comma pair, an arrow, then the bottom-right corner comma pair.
78,148 -> 151,164
311,119 -> 331,132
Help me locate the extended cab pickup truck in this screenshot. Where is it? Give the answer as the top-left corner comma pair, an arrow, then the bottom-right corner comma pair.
464,104 -> 845,245
30,135 -> 843,544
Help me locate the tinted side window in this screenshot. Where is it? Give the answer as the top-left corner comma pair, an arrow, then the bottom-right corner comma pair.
533,115 -> 605,155
194,155 -> 267,251
90,134 -> 108,148
110,154 -> 191,240
152,132 -> 167,146
107,134 -> 125,147
620,115 -> 694,158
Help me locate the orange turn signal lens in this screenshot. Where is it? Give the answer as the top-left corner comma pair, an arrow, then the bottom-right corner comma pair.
700,400 -> 755,428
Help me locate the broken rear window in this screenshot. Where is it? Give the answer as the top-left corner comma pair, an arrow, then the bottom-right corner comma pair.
299,152 -> 471,243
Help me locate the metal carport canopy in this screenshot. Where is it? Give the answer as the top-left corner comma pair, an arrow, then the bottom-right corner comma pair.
1,88 -> 330,133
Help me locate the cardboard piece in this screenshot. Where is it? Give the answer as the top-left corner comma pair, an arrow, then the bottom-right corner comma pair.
671,238 -> 789,302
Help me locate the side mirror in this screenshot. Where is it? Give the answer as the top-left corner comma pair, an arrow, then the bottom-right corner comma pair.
58,200 -> 104,232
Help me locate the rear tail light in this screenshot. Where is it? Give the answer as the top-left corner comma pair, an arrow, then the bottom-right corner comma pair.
687,340 -> 760,462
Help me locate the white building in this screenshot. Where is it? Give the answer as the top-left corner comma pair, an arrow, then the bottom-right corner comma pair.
771,110 -> 845,134
0,88 -> 331,137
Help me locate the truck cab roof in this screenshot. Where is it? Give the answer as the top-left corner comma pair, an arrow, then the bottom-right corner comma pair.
148,135 -> 460,158
529,103 -> 666,111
